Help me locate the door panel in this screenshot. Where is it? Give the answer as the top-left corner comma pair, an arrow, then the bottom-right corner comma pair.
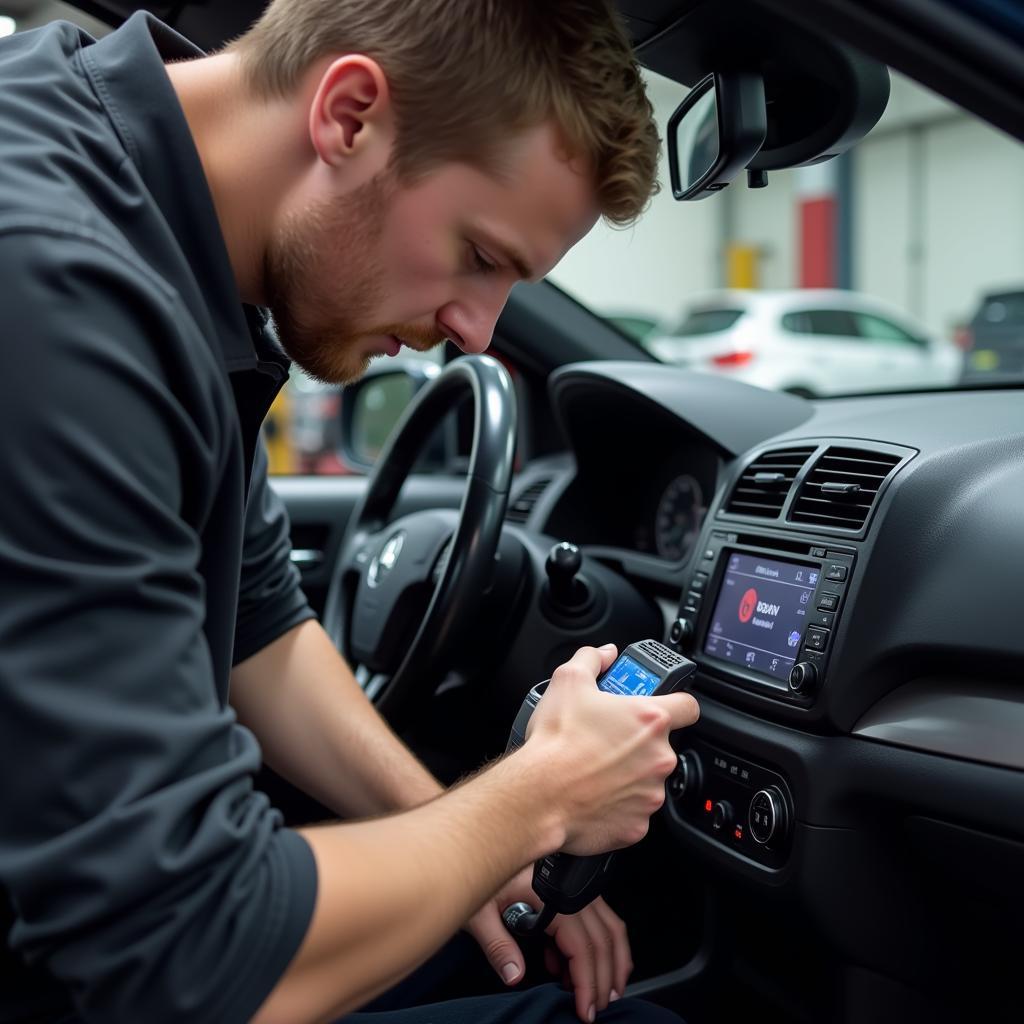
271,475 -> 468,614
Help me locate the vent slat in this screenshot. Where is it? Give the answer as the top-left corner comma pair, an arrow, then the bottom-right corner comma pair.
724,446 -> 815,519
505,478 -> 551,524
789,446 -> 902,530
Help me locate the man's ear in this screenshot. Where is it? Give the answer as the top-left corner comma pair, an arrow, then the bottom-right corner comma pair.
308,55 -> 394,173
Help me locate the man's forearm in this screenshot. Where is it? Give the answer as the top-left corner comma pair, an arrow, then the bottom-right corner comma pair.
252,749 -> 565,1024
230,620 -> 442,818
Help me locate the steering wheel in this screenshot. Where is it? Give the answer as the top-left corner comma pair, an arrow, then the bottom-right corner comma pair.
323,355 -> 517,725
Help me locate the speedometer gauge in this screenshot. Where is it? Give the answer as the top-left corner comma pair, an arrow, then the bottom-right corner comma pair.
655,474 -> 704,561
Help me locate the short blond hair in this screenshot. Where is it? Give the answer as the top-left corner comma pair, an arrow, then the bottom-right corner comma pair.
230,0 -> 659,225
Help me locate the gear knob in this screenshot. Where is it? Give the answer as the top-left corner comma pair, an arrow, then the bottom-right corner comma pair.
545,542 -> 586,608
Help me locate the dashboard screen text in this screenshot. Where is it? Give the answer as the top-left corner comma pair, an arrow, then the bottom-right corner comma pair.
704,553 -> 819,683
598,655 -> 662,696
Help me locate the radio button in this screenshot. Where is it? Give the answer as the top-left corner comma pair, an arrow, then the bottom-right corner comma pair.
809,610 -> 835,630
805,627 -> 830,652
690,575 -> 707,593
817,592 -> 840,612
825,564 -> 849,582
711,800 -> 733,835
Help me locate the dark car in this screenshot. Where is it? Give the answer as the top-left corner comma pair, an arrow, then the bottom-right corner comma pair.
960,287 -> 1024,381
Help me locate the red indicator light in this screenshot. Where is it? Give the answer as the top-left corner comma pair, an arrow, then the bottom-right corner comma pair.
734,828 -> 743,840
704,799 -> 713,813
711,350 -> 754,368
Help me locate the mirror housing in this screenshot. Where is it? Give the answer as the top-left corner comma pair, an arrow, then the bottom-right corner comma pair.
668,72 -> 767,201
340,359 -> 443,473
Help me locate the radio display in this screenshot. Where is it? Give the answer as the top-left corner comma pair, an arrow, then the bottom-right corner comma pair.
703,552 -> 819,684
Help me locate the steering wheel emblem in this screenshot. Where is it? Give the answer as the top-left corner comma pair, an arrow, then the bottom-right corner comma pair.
368,530 -> 406,588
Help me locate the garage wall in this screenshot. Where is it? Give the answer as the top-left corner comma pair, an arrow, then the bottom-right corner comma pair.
551,72 -> 721,327
920,118 -> 1024,335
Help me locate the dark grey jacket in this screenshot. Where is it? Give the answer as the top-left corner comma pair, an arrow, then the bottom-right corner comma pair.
0,12 -> 318,1022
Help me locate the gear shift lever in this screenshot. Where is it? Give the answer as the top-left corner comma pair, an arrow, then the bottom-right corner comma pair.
545,542 -> 587,609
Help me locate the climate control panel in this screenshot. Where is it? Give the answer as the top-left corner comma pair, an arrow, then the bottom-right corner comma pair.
664,737 -> 793,869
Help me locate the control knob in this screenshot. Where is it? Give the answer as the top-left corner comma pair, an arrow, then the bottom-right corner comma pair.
710,799 -> 733,835
669,617 -> 694,650
748,787 -> 787,845
668,749 -> 702,804
789,661 -> 818,696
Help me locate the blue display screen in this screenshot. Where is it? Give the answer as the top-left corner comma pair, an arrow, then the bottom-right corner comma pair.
598,654 -> 662,696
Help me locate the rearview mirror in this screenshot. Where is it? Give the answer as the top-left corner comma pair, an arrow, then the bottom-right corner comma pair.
668,72 -> 767,201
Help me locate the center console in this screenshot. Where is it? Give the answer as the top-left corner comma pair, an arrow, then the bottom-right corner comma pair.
663,529 -> 858,868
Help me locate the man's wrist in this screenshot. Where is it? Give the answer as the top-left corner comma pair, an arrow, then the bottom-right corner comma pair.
486,748 -> 568,863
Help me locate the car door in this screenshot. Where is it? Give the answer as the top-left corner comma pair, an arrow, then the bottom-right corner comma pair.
850,310 -> 951,389
779,307 -> 880,394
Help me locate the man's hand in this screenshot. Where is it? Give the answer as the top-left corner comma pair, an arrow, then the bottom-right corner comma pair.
466,867 -> 632,1024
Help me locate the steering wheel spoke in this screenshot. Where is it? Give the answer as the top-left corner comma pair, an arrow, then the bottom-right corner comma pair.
321,356 -> 517,727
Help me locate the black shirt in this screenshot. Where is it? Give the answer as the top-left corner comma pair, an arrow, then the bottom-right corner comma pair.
0,13 -> 318,1023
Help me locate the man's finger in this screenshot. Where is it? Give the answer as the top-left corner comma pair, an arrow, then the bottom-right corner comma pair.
591,897 -> 632,998
469,903 -> 524,986
578,907 -> 614,1012
549,913 -> 597,1023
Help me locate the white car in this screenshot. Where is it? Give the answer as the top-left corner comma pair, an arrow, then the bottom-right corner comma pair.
646,289 -> 963,396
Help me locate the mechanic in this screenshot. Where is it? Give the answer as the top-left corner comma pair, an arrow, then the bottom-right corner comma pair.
0,2 -> 700,1023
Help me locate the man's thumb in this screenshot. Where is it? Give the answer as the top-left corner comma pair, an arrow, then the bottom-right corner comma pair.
475,907 -> 525,985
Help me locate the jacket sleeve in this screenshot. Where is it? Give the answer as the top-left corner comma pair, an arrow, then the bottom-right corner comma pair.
233,441 -> 317,666
0,226 -> 317,1023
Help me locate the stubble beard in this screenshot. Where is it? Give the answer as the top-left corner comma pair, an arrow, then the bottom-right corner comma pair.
264,174 -> 392,385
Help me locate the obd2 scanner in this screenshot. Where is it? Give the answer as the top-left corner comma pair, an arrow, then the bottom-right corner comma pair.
501,640 -> 696,937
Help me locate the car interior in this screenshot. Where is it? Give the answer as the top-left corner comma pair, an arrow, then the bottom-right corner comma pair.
14,1 -> 1024,1022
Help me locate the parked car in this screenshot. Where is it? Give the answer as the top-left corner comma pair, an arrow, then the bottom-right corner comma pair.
958,287 -> 1024,382
646,289 -> 963,396
604,310 -> 663,345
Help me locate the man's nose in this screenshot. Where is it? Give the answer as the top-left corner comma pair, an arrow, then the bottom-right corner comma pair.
437,291 -> 510,355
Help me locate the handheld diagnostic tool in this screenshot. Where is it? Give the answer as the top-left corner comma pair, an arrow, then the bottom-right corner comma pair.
502,640 -> 696,937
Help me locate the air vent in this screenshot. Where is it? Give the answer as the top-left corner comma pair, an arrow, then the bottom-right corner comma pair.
789,447 -> 903,530
724,447 -> 816,518
505,478 -> 552,524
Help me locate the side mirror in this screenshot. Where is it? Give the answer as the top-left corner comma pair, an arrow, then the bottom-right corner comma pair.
668,72 -> 768,201
340,360 -> 442,472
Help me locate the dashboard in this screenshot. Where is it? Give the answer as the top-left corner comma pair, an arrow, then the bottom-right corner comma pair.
507,361 -> 1024,999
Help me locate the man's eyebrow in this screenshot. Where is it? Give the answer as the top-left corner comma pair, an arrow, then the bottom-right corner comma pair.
477,229 -> 537,282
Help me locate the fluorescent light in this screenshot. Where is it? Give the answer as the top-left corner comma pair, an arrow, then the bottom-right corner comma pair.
0,16 -> 16,38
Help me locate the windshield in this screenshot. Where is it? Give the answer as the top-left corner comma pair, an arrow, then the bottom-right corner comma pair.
558,67 -> 1024,397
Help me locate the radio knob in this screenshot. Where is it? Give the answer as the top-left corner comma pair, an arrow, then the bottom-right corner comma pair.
668,749 -> 702,804
710,799 -> 733,835
789,661 -> 818,695
749,787 -> 786,845
669,617 -> 694,650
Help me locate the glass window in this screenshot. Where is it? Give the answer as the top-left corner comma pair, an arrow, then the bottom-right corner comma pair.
781,312 -> 811,334
804,310 -> 860,338
853,312 -> 925,346
673,309 -> 744,335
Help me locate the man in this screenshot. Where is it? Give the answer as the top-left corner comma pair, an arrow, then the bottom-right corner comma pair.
0,2 -> 700,1022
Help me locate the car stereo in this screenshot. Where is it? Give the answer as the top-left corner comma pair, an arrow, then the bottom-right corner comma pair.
668,529 -> 856,700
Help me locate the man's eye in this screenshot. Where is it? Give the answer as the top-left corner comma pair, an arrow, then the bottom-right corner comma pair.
471,245 -> 497,275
